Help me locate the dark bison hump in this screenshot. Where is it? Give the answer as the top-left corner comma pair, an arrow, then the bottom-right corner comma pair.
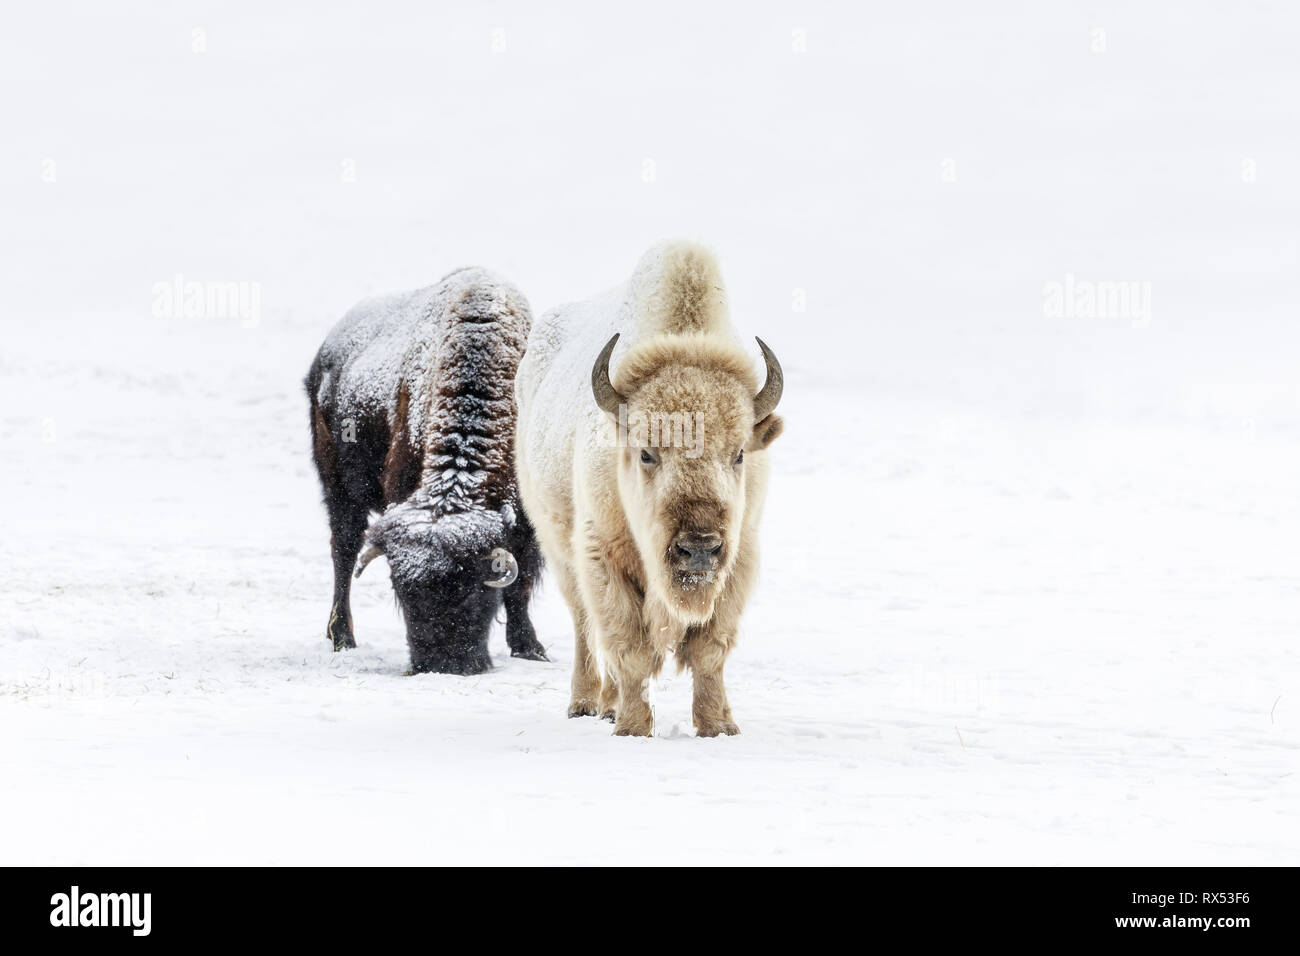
307,268 -> 532,515
420,270 -> 532,512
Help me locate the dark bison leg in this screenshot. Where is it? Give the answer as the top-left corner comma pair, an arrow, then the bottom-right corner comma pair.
326,506 -> 367,650
505,510 -> 548,661
309,389 -> 367,651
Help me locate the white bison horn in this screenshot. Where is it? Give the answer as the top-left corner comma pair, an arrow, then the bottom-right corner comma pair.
484,548 -> 518,588
753,337 -> 784,421
591,333 -> 626,415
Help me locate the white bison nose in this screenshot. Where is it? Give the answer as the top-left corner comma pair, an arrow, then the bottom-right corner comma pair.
672,533 -> 724,572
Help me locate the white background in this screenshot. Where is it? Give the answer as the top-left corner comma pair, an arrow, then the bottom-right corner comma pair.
1,1 -> 1296,864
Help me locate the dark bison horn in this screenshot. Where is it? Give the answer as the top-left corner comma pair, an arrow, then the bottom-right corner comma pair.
753,337 -> 783,421
354,541 -> 383,578
591,333 -> 626,415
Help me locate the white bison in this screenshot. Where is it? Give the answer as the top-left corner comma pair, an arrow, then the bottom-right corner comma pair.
515,242 -> 784,736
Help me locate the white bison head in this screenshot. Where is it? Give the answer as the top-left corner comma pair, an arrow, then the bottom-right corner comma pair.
592,333 -> 783,624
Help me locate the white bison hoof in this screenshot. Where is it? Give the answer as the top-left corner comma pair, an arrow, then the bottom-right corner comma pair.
696,720 -> 740,738
567,699 -> 598,718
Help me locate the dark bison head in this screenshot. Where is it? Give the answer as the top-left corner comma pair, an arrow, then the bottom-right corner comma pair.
354,498 -> 519,674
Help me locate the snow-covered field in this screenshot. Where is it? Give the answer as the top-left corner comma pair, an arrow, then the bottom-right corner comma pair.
2,2 -> 1297,864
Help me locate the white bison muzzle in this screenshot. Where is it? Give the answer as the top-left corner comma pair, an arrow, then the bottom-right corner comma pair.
515,241 -> 785,736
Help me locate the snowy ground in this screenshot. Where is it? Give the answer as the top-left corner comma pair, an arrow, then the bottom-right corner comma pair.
1,2 -> 1297,864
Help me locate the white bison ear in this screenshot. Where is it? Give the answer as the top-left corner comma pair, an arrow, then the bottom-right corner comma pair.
751,413 -> 784,450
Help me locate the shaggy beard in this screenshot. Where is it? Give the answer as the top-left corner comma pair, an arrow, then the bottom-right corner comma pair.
654,564 -> 728,625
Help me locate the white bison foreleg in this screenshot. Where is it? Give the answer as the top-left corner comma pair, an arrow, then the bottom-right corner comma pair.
549,558 -> 602,718
577,542 -> 660,737
678,547 -> 751,737
679,621 -> 740,737
607,639 -> 661,737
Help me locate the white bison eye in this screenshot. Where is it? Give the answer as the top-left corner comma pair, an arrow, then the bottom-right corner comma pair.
734,449 -> 744,467
640,448 -> 659,467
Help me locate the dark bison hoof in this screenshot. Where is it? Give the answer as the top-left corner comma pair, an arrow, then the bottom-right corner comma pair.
329,630 -> 356,652
510,644 -> 549,663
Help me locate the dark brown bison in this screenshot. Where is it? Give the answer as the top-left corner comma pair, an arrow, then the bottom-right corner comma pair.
306,267 -> 546,674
